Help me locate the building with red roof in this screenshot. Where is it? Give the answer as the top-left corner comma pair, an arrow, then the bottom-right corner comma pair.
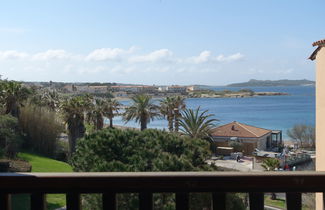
211,121 -> 282,155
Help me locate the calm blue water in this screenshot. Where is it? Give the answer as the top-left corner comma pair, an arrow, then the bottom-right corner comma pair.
110,86 -> 315,140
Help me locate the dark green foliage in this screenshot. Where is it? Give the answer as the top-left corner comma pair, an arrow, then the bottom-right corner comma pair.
123,94 -> 161,130
179,107 -> 218,139
30,90 -> 60,111
71,128 -> 211,172
60,95 -> 92,154
160,96 -> 186,132
226,193 -> 247,210
0,80 -> 31,117
71,128 -> 215,209
0,114 -> 22,158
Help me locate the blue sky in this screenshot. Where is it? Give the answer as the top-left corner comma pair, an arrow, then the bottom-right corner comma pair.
0,0 -> 323,85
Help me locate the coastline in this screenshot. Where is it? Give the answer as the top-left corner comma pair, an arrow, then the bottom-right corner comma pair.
110,86 -> 314,140
189,91 -> 288,98
114,91 -> 288,101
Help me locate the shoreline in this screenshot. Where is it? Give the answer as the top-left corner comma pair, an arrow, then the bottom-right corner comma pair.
114,91 -> 288,101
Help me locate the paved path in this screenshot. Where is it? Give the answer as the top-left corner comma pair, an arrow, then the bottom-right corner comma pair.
265,205 -> 283,210
207,158 -> 254,172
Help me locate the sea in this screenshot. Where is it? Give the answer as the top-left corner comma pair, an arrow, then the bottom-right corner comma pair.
110,86 -> 315,140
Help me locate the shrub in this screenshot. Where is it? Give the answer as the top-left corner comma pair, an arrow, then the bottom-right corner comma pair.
261,158 -> 280,171
228,141 -> 243,152
71,128 -> 212,172
71,128 -> 213,209
19,104 -> 63,157
0,114 -> 22,158
54,140 -> 69,162
71,128 -> 245,209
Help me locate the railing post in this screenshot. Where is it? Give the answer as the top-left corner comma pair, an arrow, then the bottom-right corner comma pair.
176,192 -> 189,210
249,192 -> 264,210
66,193 -> 81,210
286,192 -> 301,210
139,192 -> 153,210
103,193 -> 116,210
212,192 -> 226,210
0,193 -> 11,210
31,193 -> 46,210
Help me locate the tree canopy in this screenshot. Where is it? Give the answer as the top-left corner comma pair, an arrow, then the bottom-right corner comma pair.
71,128 -> 215,209
123,94 -> 160,131
179,107 -> 218,139
71,128 -> 212,172
70,128 -> 246,210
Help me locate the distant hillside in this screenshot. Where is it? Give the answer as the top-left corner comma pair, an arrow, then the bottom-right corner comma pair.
227,79 -> 315,87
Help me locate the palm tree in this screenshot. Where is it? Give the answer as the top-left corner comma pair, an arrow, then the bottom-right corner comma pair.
41,90 -> 60,111
261,158 -> 281,200
123,94 -> 160,131
160,97 -> 175,132
86,98 -> 106,130
261,158 -> 280,171
160,96 -> 186,132
104,98 -> 121,128
31,90 -> 60,111
172,96 -> 186,132
60,96 -> 91,154
0,80 -> 31,117
179,107 -> 218,139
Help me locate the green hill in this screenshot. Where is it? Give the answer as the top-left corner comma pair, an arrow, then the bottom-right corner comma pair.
227,79 -> 315,87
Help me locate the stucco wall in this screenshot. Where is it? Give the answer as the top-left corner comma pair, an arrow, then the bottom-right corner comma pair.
316,46 -> 325,210
256,135 -> 269,150
316,46 -> 325,171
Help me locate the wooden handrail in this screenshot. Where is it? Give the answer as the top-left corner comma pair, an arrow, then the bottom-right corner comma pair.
0,171 -> 323,193
0,171 -> 321,210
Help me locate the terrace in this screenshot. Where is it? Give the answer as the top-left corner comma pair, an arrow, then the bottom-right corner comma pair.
0,171 -> 322,210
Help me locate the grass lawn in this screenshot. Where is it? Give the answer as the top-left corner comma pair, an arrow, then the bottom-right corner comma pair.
18,152 -> 72,172
264,195 -> 285,209
12,152 -> 73,210
264,195 -> 311,210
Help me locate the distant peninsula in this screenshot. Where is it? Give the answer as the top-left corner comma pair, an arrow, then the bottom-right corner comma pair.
188,89 -> 288,98
227,79 -> 315,87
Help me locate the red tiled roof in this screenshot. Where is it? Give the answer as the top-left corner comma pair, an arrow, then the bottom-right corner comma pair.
309,47 -> 322,61
309,38 -> 325,60
211,121 -> 272,138
313,39 -> 325,47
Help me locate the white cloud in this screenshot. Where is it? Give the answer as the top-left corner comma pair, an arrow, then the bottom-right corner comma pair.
129,49 -> 173,62
215,53 -> 244,62
0,47 -> 250,84
33,50 -> 71,60
187,51 -> 244,64
189,51 -> 211,64
0,50 -> 28,60
86,47 -> 136,61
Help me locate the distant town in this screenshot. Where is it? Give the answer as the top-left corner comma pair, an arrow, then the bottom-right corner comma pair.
18,80 -> 292,99
15,79 -> 315,99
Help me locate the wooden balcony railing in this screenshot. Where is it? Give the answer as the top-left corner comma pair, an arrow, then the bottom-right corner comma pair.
0,171 -> 323,210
